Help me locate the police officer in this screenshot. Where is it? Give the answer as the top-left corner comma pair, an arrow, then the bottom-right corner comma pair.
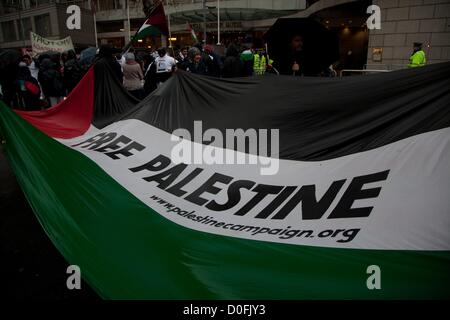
409,42 -> 426,68
253,48 -> 274,76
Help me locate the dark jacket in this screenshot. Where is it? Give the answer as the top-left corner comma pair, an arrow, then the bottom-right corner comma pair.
278,49 -> 303,76
0,62 -> 19,108
222,45 -> 245,78
38,58 -> 65,98
278,48 -> 320,76
144,61 -> 157,95
93,55 -> 123,83
16,66 -> 41,110
183,60 -> 209,76
64,57 -> 83,94
203,52 -> 222,77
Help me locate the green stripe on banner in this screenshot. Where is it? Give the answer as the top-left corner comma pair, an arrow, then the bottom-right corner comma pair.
135,25 -> 162,40
1,102 -> 449,299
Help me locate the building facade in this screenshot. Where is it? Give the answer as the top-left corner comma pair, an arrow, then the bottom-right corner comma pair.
93,0 -> 307,49
1,0 -> 449,70
0,0 -> 96,50
367,0 -> 450,69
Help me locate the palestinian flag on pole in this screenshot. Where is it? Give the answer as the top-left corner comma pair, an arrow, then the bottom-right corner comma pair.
187,23 -> 198,43
133,1 -> 168,40
1,61 -> 450,299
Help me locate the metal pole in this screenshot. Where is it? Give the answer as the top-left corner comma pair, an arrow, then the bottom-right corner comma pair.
202,0 -> 207,43
127,0 -> 131,42
93,11 -> 98,47
18,1 -> 25,47
217,0 -> 220,45
166,0 -> 172,48
89,0 -> 98,47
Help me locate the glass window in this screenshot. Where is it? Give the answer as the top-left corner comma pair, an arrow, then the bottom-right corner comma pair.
98,0 -> 123,11
97,21 -> 124,33
18,17 -> 32,40
34,13 -> 51,37
1,20 -> 17,42
0,0 -> 18,14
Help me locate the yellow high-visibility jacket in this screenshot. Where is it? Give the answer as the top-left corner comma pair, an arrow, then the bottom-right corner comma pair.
253,54 -> 266,75
409,50 -> 426,68
253,54 -> 274,75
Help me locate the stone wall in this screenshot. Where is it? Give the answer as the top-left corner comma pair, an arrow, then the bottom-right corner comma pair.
368,0 -> 450,69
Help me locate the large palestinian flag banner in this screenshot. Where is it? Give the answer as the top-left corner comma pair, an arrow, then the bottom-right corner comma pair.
0,61 -> 449,299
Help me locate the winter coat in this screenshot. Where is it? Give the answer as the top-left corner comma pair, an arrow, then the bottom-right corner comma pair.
38,58 -> 65,98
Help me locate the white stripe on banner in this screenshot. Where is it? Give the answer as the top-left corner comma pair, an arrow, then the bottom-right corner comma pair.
59,120 -> 450,250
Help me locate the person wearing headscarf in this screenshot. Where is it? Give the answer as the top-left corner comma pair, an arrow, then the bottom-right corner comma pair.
180,47 -> 209,76
93,44 -> 123,83
122,52 -> 145,100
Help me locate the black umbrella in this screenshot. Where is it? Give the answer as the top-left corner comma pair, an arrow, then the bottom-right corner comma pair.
265,18 -> 339,75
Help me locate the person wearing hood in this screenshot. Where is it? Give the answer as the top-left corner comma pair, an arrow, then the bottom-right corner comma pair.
222,44 -> 245,78
38,58 -> 65,107
93,45 -> 123,83
63,50 -> 83,94
122,52 -> 145,100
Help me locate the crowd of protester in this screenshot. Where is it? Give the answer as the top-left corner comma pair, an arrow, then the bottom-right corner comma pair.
0,49 -> 90,110
0,39 -> 338,110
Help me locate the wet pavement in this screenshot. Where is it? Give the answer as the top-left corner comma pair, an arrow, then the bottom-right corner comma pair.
0,147 -> 99,299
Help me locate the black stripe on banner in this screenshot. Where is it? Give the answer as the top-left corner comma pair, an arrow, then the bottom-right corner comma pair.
92,61 -> 450,161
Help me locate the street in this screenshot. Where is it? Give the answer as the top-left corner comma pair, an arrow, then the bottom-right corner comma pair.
0,148 -> 98,299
